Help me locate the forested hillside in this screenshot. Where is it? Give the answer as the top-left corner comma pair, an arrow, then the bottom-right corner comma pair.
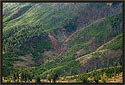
2,2 -> 123,83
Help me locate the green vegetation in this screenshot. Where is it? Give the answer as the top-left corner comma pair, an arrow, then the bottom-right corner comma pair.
47,74 -> 51,82
37,60 -> 81,79
2,3 -> 123,83
92,52 -> 103,57
2,66 -> 123,83
79,74 -> 89,83
67,13 -> 122,59
102,34 -> 122,50
101,72 -> 107,83
47,71 -> 59,83
78,66 -> 122,83
93,74 -> 100,83
75,33 -> 122,73
3,53 -> 23,77
3,3 -> 90,75
35,75 -> 41,83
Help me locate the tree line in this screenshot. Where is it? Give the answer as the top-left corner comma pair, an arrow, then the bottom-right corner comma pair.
2,66 -> 122,83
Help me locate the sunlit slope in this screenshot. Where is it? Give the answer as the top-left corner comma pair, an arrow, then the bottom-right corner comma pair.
60,13 -> 122,64
31,14 -> 122,78
2,3 -> 122,78
76,33 -> 122,73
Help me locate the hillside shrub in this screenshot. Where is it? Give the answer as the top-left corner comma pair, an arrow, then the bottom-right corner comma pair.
100,72 -> 107,83
79,74 -> 89,83
35,75 -> 41,83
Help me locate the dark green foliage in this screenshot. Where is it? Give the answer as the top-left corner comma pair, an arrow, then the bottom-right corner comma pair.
2,53 -> 22,77
17,72 -> 19,79
33,41 -> 51,53
21,72 -> 25,81
101,72 -> 107,83
31,61 -> 57,77
33,60 -> 81,79
24,72 -> 27,82
52,72 -> 59,83
47,74 -> 51,82
108,14 -> 122,35
56,60 -> 81,76
28,73 -> 33,82
35,75 -> 41,83
78,66 -> 122,83
31,41 -> 52,64
67,13 -> 122,62
93,73 -> 100,83
47,71 -> 59,83
63,16 -> 78,32
2,3 -> 122,81
102,34 -> 122,50
86,68 -> 89,73
61,52 -> 77,63
79,74 -> 88,83
3,53 -> 23,77
13,73 -> 17,81
20,71 -> 32,82
3,3 -> 81,52
85,33 -> 122,70
7,70 -> 38,83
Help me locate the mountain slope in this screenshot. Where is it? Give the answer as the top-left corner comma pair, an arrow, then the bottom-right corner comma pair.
2,2 -> 123,79
59,13 -> 122,63
30,14 -> 122,78
76,33 -> 122,73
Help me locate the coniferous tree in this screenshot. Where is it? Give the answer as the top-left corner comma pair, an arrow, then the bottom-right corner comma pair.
24,72 -> 27,82
79,74 -> 88,83
114,69 -> 116,81
47,71 -> 59,83
94,74 -> 100,83
86,68 -> 89,73
47,74 -> 51,83
13,73 -> 17,82
101,72 -> 107,83
28,73 -> 33,82
21,72 -> 25,82
16,72 -> 19,79
35,75 -> 41,83
114,62 -> 117,81
52,71 -> 59,83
